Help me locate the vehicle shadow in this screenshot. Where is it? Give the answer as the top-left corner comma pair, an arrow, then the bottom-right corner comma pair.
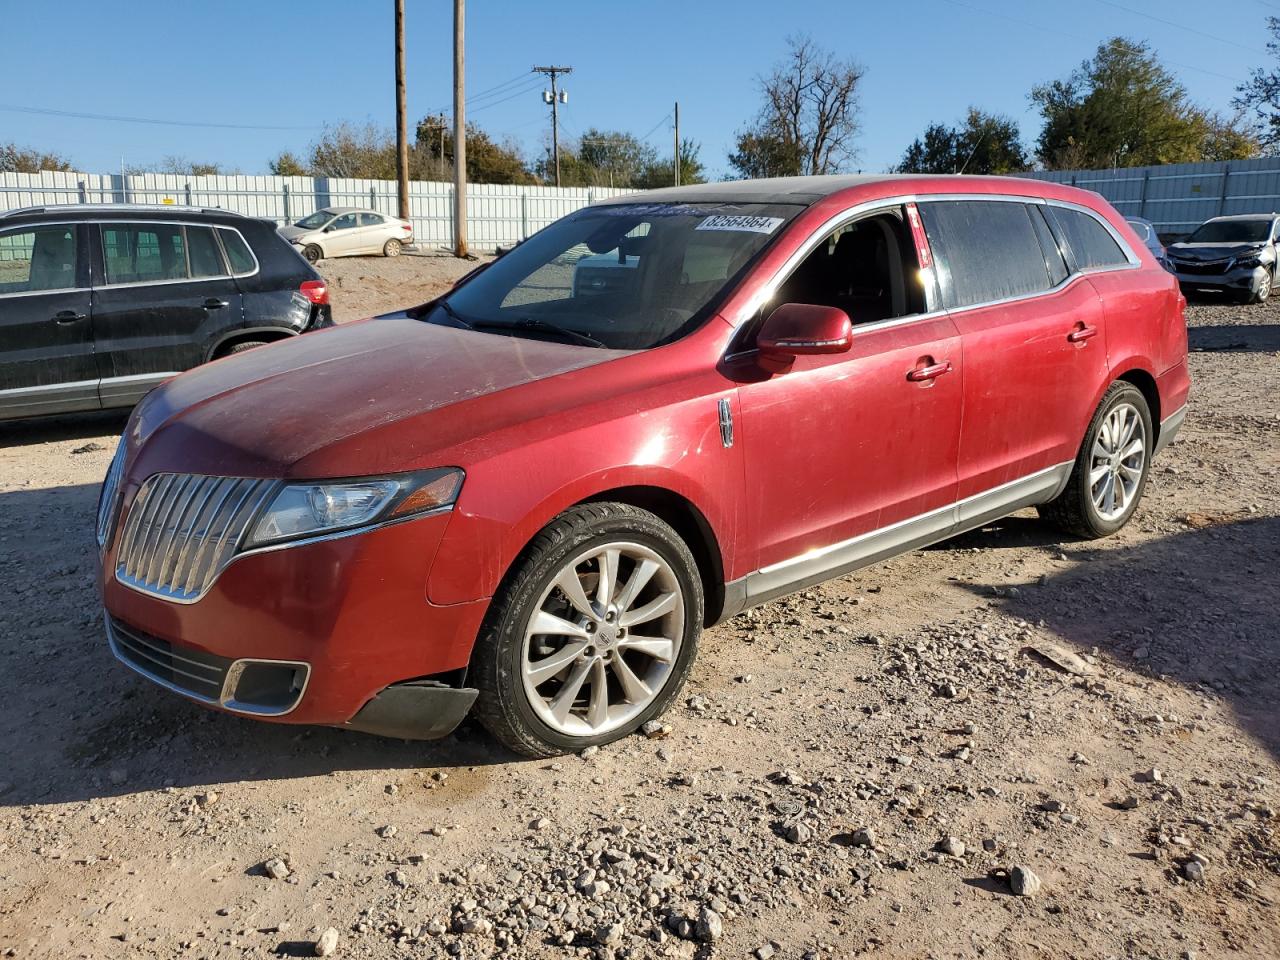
0,410 -> 129,449
0,482 -> 512,810
1188,323 -> 1280,353
963,515 -> 1280,760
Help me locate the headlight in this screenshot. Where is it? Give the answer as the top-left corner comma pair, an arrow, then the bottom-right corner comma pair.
1236,255 -> 1263,269
244,467 -> 463,549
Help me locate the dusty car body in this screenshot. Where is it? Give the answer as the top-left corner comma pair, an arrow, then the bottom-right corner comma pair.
278,207 -> 414,262
1167,213 -> 1279,302
97,174 -> 1190,756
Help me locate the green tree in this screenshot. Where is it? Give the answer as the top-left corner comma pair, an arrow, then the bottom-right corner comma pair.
416,116 -> 535,185
729,36 -> 865,178
0,142 -> 73,173
269,151 -> 308,176
897,109 -> 1029,175
1032,37 -> 1256,169
634,139 -> 707,189
1233,17 -> 1280,153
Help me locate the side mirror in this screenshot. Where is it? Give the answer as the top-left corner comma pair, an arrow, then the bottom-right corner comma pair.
757,303 -> 853,373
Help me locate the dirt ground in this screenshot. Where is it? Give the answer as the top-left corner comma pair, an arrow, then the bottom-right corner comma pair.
0,282 -> 1277,960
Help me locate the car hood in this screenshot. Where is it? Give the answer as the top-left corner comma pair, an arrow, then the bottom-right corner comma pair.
128,318 -> 632,479
277,225 -> 310,242
1167,241 -> 1267,261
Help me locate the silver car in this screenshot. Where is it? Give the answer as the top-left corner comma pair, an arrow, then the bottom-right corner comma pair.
278,207 -> 414,263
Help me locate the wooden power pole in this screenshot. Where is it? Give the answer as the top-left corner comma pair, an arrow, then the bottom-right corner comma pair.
394,0 -> 409,221
533,65 -> 572,187
453,0 -> 467,257
673,101 -> 680,187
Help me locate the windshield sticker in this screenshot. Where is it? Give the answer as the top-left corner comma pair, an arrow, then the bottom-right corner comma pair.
695,214 -> 785,235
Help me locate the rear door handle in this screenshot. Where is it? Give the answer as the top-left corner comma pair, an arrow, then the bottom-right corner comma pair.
52,310 -> 86,324
203,298 -> 229,310
1067,325 -> 1099,343
906,360 -> 953,382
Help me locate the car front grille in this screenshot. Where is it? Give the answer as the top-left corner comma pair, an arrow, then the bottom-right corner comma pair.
108,615 -> 232,702
96,444 -> 126,550
115,473 -> 278,602
1172,257 -> 1233,276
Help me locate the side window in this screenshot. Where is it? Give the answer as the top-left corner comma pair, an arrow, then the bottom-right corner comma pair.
330,213 -> 358,231
0,225 -> 78,294
919,201 -> 1052,309
102,223 -> 188,284
187,226 -> 227,278
217,229 -> 256,274
1046,207 -> 1129,269
358,213 -> 383,227
1028,206 -> 1069,286
771,207 -> 925,325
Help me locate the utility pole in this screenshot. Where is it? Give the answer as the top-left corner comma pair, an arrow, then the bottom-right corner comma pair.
533,65 -> 572,187
452,0 -> 467,257
673,101 -> 680,187
394,0 -> 409,221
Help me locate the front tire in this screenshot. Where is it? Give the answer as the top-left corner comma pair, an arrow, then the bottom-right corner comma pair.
1038,382 -> 1153,539
1248,268 -> 1273,304
472,503 -> 703,758
302,244 -> 323,264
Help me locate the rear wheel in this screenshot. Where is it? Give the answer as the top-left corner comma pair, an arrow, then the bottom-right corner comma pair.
471,503 -> 703,758
223,340 -> 269,356
1038,381 -> 1152,539
302,244 -> 323,264
383,238 -> 402,258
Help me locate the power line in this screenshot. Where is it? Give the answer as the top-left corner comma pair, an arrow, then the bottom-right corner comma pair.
467,79 -> 544,115
0,102 -> 316,131
1088,0 -> 1266,55
932,0 -> 1248,84
638,113 -> 673,144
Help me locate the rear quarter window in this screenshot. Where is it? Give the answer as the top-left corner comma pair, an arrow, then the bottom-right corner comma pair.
919,200 -> 1054,309
1048,207 -> 1130,269
217,228 -> 257,275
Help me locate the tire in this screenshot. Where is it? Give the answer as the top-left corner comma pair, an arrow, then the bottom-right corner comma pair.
225,340 -> 269,356
302,244 -> 323,264
471,502 -> 704,758
383,238 -> 402,258
1248,268 -> 1273,304
1038,381 -> 1153,539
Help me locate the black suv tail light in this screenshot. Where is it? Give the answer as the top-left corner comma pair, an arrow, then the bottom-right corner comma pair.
300,280 -> 329,305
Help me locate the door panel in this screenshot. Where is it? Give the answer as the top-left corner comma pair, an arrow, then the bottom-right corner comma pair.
738,315 -> 963,576
0,222 -> 99,417
323,213 -> 361,255
949,279 -> 1108,499
91,222 -> 243,389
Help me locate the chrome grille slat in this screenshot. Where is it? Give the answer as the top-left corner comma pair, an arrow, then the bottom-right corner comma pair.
96,444 -> 126,549
112,632 -> 224,690
115,473 -> 277,602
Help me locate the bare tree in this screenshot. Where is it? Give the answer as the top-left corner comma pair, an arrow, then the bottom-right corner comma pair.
730,37 -> 865,178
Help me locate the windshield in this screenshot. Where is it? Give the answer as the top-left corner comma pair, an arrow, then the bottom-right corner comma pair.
295,211 -> 334,229
1187,219 -> 1271,243
427,201 -> 804,350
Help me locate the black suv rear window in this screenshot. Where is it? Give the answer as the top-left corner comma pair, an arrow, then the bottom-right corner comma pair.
218,228 -> 256,274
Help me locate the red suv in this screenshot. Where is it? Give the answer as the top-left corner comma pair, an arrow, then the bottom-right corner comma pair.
96,175 -> 1190,757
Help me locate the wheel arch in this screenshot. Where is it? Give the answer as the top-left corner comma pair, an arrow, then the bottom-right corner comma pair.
206,326 -> 298,361
1114,366 -> 1161,443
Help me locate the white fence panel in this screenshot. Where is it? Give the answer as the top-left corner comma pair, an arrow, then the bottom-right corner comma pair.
0,171 -> 639,252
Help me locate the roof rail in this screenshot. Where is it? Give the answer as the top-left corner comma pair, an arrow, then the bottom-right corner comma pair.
0,203 -> 244,219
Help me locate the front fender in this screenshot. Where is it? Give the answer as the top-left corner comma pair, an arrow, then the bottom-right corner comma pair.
426,393 -> 743,605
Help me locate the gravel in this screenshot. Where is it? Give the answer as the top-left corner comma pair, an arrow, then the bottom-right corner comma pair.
0,293 -> 1277,958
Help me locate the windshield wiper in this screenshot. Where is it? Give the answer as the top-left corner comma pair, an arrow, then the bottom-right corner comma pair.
471,317 -> 606,348
431,299 -> 472,329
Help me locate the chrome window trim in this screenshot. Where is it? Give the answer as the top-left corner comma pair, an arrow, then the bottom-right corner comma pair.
96,220 -> 260,288
0,285 -> 87,299
731,191 -> 1141,332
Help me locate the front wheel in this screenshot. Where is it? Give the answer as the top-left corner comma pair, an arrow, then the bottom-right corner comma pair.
1248,268 -> 1273,303
383,238 -> 402,257
1038,382 -> 1153,539
302,243 -> 323,264
471,503 -> 703,758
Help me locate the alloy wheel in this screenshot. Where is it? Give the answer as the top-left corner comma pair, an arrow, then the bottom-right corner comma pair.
521,541 -> 684,738
1089,401 -> 1146,522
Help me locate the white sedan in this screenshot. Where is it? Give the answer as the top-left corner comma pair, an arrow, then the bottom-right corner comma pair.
279,207 -> 414,262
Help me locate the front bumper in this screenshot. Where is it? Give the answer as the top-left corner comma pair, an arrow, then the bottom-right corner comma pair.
99,510 -> 489,738
1173,263 -> 1268,296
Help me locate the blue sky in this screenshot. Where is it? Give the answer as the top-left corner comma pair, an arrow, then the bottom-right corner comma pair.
3,0 -> 1275,179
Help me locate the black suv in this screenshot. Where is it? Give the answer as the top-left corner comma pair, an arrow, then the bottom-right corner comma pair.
0,205 -> 333,421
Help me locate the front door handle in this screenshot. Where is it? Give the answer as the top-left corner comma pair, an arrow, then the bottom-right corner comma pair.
52,310 -> 86,324
906,360 -> 953,382
203,298 -> 229,310
1067,325 -> 1099,343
